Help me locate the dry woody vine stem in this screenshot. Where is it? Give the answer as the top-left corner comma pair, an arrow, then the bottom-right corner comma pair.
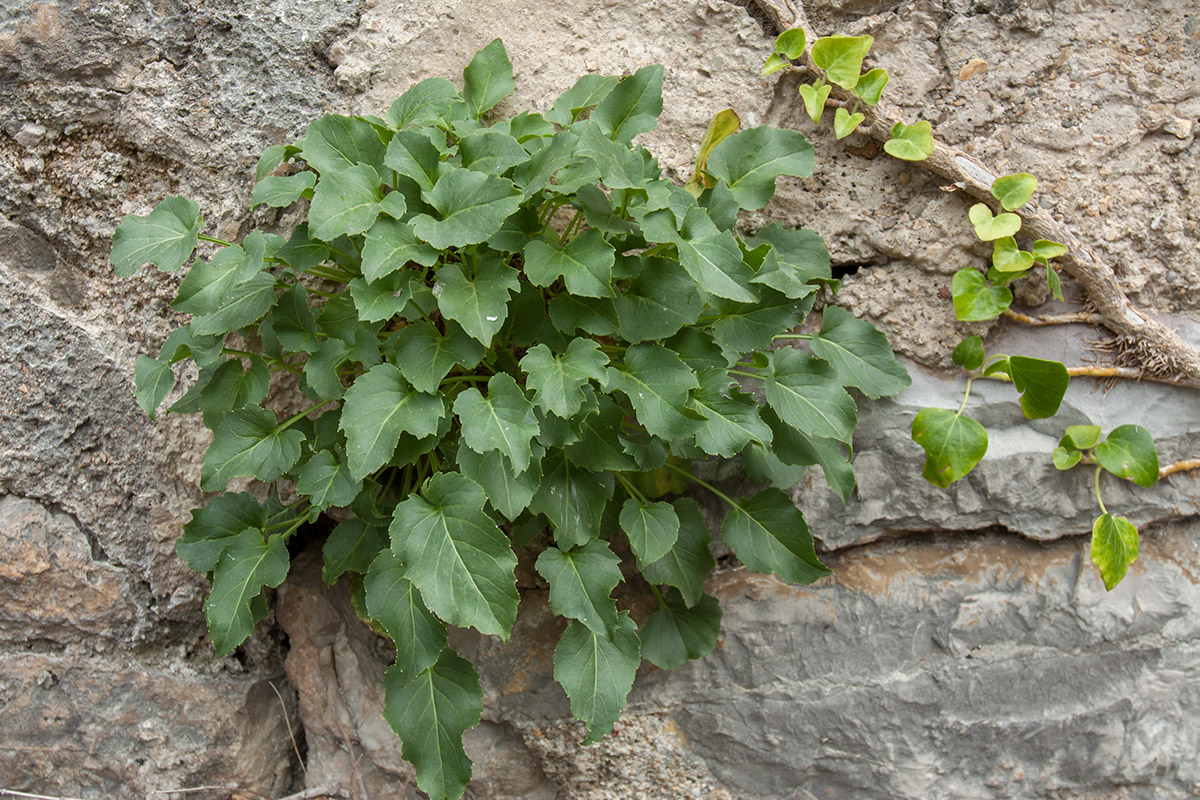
753,0 -> 1200,388
1003,310 -> 1106,327
981,365 -> 1193,388
1160,459 -> 1200,478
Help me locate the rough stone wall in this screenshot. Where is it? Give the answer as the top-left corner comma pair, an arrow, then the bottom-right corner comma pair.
0,0 -> 1197,798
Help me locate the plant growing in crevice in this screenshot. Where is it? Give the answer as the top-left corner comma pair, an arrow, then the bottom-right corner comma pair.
113,39 -> 909,799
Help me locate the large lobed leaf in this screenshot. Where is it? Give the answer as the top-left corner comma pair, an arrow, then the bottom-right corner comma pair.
111,196 -> 203,276
383,649 -> 482,800
553,613 -> 641,745
389,472 -> 519,639
340,363 -> 447,480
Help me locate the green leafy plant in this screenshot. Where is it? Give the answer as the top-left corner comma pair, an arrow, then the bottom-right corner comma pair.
771,31 -> 883,137
766,30 -> 935,159
950,172 -> 1068,318
911,168 -> 1167,590
114,40 -> 909,799
752,21 -> 1192,593
1053,424 -> 1159,589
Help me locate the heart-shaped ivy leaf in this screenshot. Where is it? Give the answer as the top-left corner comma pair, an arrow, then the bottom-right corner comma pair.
991,236 -> 1035,273
797,82 -> 832,124
1052,446 -> 1082,470
1062,425 -> 1102,450
762,53 -> 785,75
1008,355 -> 1070,419
882,120 -> 934,161
951,336 -> 985,371
1032,239 -> 1068,264
833,107 -> 865,140
774,28 -> 807,59
990,172 -> 1038,211
911,407 -> 989,488
1091,513 -> 1139,590
1094,424 -> 1159,488
810,34 -> 873,90
968,203 -> 1022,241
951,269 -> 1012,321
853,68 -> 889,105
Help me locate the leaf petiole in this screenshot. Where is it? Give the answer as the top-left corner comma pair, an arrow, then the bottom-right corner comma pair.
613,471 -> 647,504
198,233 -> 235,247
728,369 -> 761,380
956,377 -> 974,416
1094,466 -> 1108,515
278,398 -> 336,431
277,516 -> 307,541
664,462 -> 738,508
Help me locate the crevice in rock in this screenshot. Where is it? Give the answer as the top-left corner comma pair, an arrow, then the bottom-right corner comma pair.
829,258 -> 884,282
720,0 -> 780,37
17,492 -> 112,564
815,523 -> 1052,557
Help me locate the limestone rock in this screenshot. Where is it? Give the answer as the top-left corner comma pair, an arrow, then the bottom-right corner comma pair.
0,653 -> 296,798
0,495 -> 140,642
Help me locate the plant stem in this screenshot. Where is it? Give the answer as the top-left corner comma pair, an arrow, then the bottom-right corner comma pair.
278,516 -> 307,541
561,211 -> 583,244
663,462 -> 740,508
772,333 -> 812,340
306,267 -> 353,283
278,398 -> 335,431
400,464 -> 414,499
1003,309 -> 1104,327
956,378 -> 974,416
221,348 -> 304,376
379,466 -> 397,500
440,374 -> 490,386
648,583 -> 666,605
327,245 -> 357,266
729,369 -> 762,380
613,471 -> 647,504
198,234 -> 234,247
975,365 -> 1187,387
1160,459 -> 1200,478
1094,466 -> 1108,515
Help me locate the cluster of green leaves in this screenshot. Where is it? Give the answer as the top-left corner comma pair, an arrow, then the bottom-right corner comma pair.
1053,424 -> 1158,589
912,335 -> 1069,488
114,40 -> 909,800
764,30 -> 880,139
914,170 -> 1159,590
761,28 -> 935,159
952,173 -> 1068,320
751,28 -> 1168,591
912,335 -> 1159,591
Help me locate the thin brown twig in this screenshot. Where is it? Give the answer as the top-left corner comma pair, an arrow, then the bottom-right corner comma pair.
276,786 -> 351,800
269,681 -> 307,780
977,365 -> 1189,387
750,0 -> 1200,387
1160,459 -> 1200,478
331,709 -> 368,800
147,789 -> 231,797
1,790 -> 91,800
1003,310 -> 1106,327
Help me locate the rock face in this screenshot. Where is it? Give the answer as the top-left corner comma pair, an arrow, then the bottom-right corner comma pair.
1,0 -> 1198,798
